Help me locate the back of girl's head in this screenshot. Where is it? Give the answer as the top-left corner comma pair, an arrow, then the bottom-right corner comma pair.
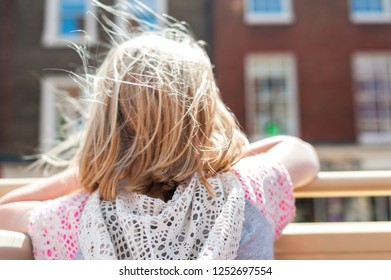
77,5 -> 248,200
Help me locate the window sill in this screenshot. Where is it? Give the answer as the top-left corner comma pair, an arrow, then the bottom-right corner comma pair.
350,14 -> 391,24
244,14 -> 295,25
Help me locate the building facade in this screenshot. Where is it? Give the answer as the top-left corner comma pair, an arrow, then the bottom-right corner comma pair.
212,0 -> 391,147
211,0 -> 391,222
2,0 -> 391,170
0,0 -> 209,176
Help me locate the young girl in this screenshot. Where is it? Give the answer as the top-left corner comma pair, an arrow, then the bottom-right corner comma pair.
0,25 -> 319,260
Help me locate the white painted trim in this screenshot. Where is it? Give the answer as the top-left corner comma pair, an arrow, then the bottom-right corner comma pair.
244,53 -> 299,140
41,0 -> 98,48
349,0 -> 391,24
39,76 -> 79,153
244,0 -> 294,25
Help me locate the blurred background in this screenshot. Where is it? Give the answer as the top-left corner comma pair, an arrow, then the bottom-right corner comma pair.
0,0 -> 391,223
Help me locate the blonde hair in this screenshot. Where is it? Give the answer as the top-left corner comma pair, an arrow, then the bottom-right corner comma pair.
77,27 -> 248,201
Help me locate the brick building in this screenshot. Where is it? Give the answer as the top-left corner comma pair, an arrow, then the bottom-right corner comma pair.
211,0 -> 391,170
2,0 -> 391,175
0,0 -> 210,176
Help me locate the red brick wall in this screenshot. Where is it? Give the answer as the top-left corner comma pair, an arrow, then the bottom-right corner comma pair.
212,0 -> 391,143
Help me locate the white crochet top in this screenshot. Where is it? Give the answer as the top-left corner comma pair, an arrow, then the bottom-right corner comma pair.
28,154 -> 295,260
78,172 -> 245,260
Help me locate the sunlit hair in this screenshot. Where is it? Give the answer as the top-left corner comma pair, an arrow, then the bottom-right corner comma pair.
77,27 -> 248,201
31,1 -> 248,200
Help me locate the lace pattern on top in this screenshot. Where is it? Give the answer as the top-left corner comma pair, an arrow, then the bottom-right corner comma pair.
231,154 -> 295,239
78,172 -> 245,260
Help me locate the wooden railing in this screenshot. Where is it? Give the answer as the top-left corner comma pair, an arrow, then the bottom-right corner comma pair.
295,170 -> 391,198
1,170 -> 391,259
276,170 -> 391,260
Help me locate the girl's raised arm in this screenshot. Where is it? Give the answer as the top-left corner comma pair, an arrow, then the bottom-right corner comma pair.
243,136 -> 320,188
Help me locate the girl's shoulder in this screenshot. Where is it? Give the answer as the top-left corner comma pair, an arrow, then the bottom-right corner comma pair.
231,154 -> 293,194
230,154 -> 295,239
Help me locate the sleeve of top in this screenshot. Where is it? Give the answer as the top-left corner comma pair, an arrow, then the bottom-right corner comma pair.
28,192 -> 89,260
231,154 -> 295,239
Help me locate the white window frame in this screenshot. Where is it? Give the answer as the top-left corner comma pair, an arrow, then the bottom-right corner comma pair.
352,52 -> 391,144
115,0 -> 168,31
42,0 -> 98,47
39,76 -> 82,153
244,53 -> 299,140
349,0 -> 391,24
244,0 -> 294,25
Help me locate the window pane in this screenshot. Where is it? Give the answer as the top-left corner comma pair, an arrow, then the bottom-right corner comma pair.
251,0 -> 283,13
138,0 -> 158,25
266,0 -> 283,12
253,71 -> 289,136
246,55 -> 297,138
354,55 -> 391,136
352,0 -> 384,13
369,0 -> 383,12
125,0 -> 160,27
60,0 -> 86,35
142,0 -> 157,10
244,0 -> 293,24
